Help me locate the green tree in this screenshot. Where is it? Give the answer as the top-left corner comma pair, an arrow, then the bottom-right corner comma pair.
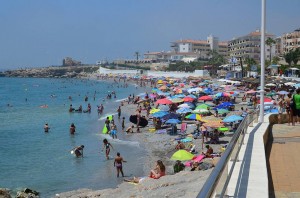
284,51 -> 293,66
265,37 -> 276,62
244,57 -> 257,71
272,56 -> 280,65
292,48 -> 300,65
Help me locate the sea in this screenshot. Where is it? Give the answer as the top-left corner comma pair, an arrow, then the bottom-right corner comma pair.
0,77 -> 149,197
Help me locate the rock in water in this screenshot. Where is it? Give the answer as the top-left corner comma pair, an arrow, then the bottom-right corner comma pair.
0,188 -> 11,198
16,188 -> 39,198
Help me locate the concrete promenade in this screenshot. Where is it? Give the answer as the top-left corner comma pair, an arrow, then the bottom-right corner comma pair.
267,124 -> 300,198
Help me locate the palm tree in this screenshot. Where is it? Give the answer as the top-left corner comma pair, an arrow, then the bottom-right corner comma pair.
272,56 -> 280,65
284,51 -> 293,66
244,57 -> 257,71
292,48 -> 300,65
265,37 -> 276,62
134,51 -> 140,61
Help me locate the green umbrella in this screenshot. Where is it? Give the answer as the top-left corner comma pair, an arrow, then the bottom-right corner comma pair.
171,150 -> 195,161
218,127 -> 229,132
217,109 -> 229,114
196,104 -> 209,110
266,92 -> 276,96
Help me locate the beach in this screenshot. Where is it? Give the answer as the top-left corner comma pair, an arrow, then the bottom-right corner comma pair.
55,76 -> 240,198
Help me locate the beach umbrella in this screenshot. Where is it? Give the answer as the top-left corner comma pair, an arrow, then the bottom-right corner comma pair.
176,108 -> 192,114
196,104 -> 209,109
159,85 -> 168,90
173,94 -> 186,98
257,97 -> 273,103
183,97 -> 195,102
150,108 -> 160,114
198,95 -> 213,101
162,113 -> 179,120
217,109 -> 229,114
187,94 -> 197,99
152,111 -> 168,118
227,111 -> 243,116
285,82 -> 295,86
218,127 -> 229,132
203,88 -> 213,94
277,91 -> 289,95
149,93 -> 157,98
294,83 -> 300,88
165,119 -> 181,124
200,116 -> 222,123
246,90 -> 256,94
184,102 -> 196,108
203,121 -> 224,128
192,109 -> 210,114
220,102 -> 234,106
187,87 -> 202,93
185,114 -> 201,120
223,115 -> 244,123
157,80 -> 163,84
171,150 -> 195,161
156,98 -> 173,105
171,98 -> 184,103
178,103 -> 191,108
158,105 -> 170,111
266,92 -> 277,96
215,92 -> 231,97
266,83 -> 276,87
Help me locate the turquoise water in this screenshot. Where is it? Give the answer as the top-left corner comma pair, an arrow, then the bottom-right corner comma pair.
0,77 -> 148,196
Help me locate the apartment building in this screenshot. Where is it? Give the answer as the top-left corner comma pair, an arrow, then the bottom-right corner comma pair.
228,30 -> 275,63
170,35 -> 228,59
281,28 -> 300,53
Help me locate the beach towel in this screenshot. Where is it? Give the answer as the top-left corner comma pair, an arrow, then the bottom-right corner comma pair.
184,154 -> 205,167
156,129 -> 167,134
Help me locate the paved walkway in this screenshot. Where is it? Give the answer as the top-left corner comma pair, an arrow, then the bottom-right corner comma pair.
267,124 -> 300,198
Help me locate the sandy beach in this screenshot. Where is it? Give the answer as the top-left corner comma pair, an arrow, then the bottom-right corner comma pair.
56,76 -> 241,198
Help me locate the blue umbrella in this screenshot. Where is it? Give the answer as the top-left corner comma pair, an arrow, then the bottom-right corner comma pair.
173,94 -> 186,98
184,102 -> 195,108
176,108 -> 192,114
221,102 -> 234,106
187,94 -> 197,99
158,105 -> 170,111
294,83 -> 300,88
163,113 -> 179,120
152,111 -> 168,118
223,115 -> 244,123
165,119 -> 181,124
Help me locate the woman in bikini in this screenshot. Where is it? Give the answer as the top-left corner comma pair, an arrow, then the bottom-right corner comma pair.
149,160 -> 166,179
114,152 -> 127,177
102,139 -> 113,160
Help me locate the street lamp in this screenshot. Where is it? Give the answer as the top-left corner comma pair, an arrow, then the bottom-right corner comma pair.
259,0 -> 266,123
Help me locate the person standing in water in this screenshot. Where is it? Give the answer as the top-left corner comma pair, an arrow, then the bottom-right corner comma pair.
44,123 -> 50,132
114,152 -> 127,177
110,124 -> 118,139
72,145 -> 84,158
70,123 -> 76,135
122,117 -> 125,130
117,106 -> 121,119
102,139 -> 113,160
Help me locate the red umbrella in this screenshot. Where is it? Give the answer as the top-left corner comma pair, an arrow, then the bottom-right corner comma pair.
198,95 -> 213,101
156,98 -> 173,105
257,97 -> 273,103
183,97 -> 194,102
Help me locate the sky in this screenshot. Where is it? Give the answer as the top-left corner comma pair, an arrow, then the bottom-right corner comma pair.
0,0 -> 299,69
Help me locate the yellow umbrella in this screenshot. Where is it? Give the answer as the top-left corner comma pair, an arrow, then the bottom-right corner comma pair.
157,80 -> 163,84
171,150 -> 195,161
150,108 -> 160,114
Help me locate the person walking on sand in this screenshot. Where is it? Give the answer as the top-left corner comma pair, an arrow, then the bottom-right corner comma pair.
44,123 -> 50,132
114,152 -> 127,177
102,139 -> 113,160
70,123 -> 76,135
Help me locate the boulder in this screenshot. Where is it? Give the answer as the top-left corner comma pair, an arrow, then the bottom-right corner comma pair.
16,188 -> 39,198
0,188 -> 11,198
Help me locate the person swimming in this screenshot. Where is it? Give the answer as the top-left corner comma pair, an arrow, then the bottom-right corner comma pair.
44,123 -> 50,132
71,145 -> 84,157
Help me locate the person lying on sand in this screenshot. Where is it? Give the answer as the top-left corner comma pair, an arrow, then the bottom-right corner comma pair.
175,141 -> 185,150
124,177 -> 146,184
